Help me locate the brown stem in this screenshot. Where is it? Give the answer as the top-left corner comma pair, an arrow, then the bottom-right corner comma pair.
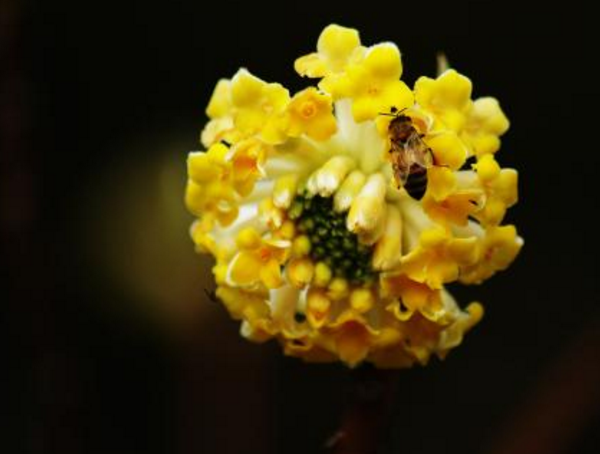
326,366 -> 400,454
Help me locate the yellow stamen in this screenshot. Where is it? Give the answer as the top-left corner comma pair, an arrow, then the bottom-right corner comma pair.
292,235 -> 312,256
328,277 -> 349,301
288,257 -> 315,288
313,262 -> 333,287
350,288 -> 375,313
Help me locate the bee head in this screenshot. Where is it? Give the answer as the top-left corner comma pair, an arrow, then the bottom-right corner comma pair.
379,106 -> 408,118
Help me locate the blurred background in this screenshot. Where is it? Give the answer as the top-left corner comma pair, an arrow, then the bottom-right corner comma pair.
4,1 -> 600,453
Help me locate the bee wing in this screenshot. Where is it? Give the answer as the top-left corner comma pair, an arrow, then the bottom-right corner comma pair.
390,142 -> 411,186
395,165 -> 410,186
406,133 -> 433,168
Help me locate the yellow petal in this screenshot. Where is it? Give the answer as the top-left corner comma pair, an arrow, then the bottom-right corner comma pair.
305,111 -> 338,141
496,169 -> 518,206
486,225 -> 523,270
380,80 -> 414,113
188,151 -> 218,183
435,69 -> 473,110
469,97 -> 509,136
415,69 -> 472,132
201,117 -> 236,148
468,134 -> 501,156
317,24 -> 361,62
236,227 -> 261,250
423,191 -> 483,227
294,53 -> 328,78
351,95 -> 380,123
477,197 -> 506,226
447,236 -> 479,265
427,166 -> 456,201
420,228 -> 448,248
206,79 -> 232,119
260,113 -> 290,145
260,258 -> 284,289
426,259 -> 459,288
334,321 -> 371,367
185,179 -> 204,216
402,280 -> 436,312
307,289 -> 331,328
215,206 -> 239,227
227,251 -> 262,286
427,132 -> 468,170
259,198 -> 284,230
414,76 -> 436,107
231,69 -> 266,107
476,154 -> 501,182
287,88 -> 337,141
363,43 -> 402,79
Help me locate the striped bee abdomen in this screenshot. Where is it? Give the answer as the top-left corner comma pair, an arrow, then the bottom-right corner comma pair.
404,164 -> 428,200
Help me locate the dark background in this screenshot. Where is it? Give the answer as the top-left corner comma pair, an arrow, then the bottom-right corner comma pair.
5,1 -> 600,453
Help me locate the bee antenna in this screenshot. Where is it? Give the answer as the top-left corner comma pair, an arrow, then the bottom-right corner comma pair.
379,106 -> 408,117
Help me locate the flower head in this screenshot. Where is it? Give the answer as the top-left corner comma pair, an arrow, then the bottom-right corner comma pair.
230,69 -> 290,144
287,88 -> 337,141
295,24 -> 365,97
185,25 -> 523,368
415,69 -> 472,130
338,43 -> 414,122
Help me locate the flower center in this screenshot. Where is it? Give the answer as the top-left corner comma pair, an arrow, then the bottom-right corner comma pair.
261,102 -> 274,114
367,85 -> 380,96
288,193 -> 376,283
258,247 -> 271,261
300,101 -> 316,118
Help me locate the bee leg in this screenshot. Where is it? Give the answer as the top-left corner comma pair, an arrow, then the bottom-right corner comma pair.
429,148 -> 447,168
428,148 -> 437,165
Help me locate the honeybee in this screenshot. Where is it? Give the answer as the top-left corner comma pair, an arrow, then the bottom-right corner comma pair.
384,107 -> 433,200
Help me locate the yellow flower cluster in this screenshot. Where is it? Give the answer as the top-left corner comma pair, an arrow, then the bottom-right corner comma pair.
186,24 -> 523,368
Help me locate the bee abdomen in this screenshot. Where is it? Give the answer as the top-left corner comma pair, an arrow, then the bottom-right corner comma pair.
404,165 -> 428,201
